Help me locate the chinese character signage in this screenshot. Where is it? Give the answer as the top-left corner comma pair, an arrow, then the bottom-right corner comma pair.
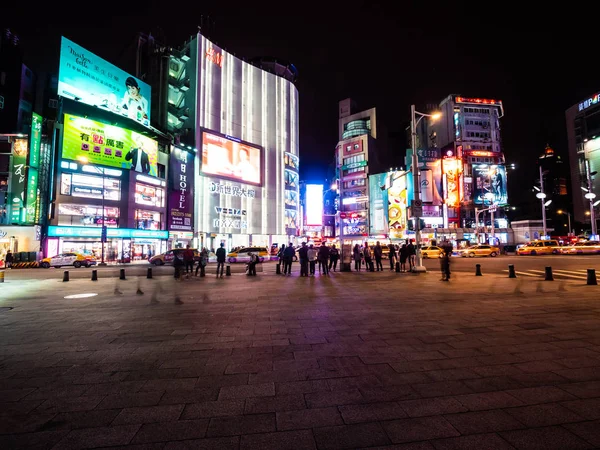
58,37 -> 151,126
62,114 -> 158,176
24,113 -> 43,223
25,168 -> 38,224
9,139 -> 28,224
473,164 -> 508,205
168,147 -> 194,231
388,172 -> 407,239
29,113 -> 42,169
369,173 -> 388,236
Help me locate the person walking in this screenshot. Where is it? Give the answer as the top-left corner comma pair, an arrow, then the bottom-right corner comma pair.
195,247 -> 208,277
353,244 -> 362,272
318,244 -> 330,275
173,250 -> 185,281
215,243 -> 226,278
183,245 -> 195,276
5,251 -> 13,269
363,242 -> 373,272
407,240 -> 416,271
247,252 -> 258,276
388,242 -> 396,271
440,240 -> 453,281
399,243 -> 409,272
328,244 -> 339,272
373,241 -> 383,272
298,242 -> 309,277
283,243 -> 295,275
277,244 -> 286,274
307,244 -> 318,276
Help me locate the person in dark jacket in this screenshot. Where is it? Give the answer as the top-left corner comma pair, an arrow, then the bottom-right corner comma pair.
183,245 -> 195,274
328,245 -> 339,272
283,243 -> 295,275
297,242 -> 309,277
399,244 -> 409,272
277,244 -> 286,273
373,241 -> 383,272
318,244 -> 330,275
215,243 -> 226,278
440,240 -> 453,281
387,242 -> 397,270
5,251 -> 13,269
407,241 -> 416,271
353,244 -> 362,271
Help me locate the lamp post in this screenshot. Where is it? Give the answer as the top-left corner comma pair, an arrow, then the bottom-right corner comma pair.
535,165 -> 548,238
78,156 -> 107,265
557,210 -> 572,236
410,105 -> 441,272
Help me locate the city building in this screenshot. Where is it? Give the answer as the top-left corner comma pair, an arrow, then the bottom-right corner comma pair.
565,92 -> 600,235
538,145 -> 570,235
167,32 -> 300,251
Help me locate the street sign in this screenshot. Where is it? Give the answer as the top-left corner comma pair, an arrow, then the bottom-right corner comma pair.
411,199 -> 423,217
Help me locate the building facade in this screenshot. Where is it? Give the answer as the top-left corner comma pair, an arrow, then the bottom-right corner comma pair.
566,92 -> 600,234
168,32 -> 300,251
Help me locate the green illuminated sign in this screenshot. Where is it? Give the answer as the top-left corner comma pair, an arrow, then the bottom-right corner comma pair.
29,113 -> 42,169
341,160 -> 367,171
25,168 -> 38,223
9,139 -> 28,224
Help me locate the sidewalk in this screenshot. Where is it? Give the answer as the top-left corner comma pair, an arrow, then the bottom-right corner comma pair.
0,270 -> 599,449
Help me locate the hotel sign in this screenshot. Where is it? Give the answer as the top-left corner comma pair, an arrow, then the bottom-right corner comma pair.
579,93 -> 600,112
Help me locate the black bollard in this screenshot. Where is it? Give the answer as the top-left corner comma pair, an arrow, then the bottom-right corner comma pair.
91,269 -> 98,281
226,265 -> 231,276
147,267 -> 153,279
475,264 -> 482,276
508,264 -> 516,278
63,270 -> 69,282
395,262 -> 400,273
120,268 -> 126,280
276,263 -> 281,274
545,266 -> 554,281
587,268 -> 598,285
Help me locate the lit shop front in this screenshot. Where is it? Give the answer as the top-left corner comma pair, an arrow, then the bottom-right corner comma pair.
46,226 -> 168,263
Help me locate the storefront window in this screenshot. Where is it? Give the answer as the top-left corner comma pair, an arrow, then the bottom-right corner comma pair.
60,173 -> 121,201
58,204 -> 119,227
134,183 -> 165,207
135,209 -> 162,230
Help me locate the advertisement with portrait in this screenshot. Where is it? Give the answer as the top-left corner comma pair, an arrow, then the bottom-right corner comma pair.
58,204 -> 119,227
388,172 -> 407,239
473,164 -> 508,205
168,147 -> 194,231
284,152 -> 299,172
62,114 -> 158,176
369,173 -> 388,236
58,37 -> 151,126
442,157 -> 463,207
201,131 -> 262,186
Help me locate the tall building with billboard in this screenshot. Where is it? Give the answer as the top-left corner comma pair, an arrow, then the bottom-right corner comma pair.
566,93 -> 600,233
167,32 -> 299,251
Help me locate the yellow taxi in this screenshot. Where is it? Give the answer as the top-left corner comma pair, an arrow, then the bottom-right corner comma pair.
561,241 -> 600,255
421,246 -> 444,258
41,252 -> 97,268
517,239 -> 561,256
227,246 -> 270,263
458,244 -> 500,257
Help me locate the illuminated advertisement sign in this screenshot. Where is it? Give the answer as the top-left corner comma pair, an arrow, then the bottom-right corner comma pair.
442,158 -> 462,207
168,147 -> 194,231
388,172 -> 407,239
369,173 -> 388,236
24,113 -> 42,223
62,114 -> 158,176
473,164 -> 508,205
455,96 -> 501,105
61,173 -> 121,201
284,152 -> 299,172
579,93 -> 600,112
201,131 -> 262,186
48,225 -> 168,239
58,37 -> 151,126
305,184 -> 323,226
9,139 -> 28,224
135,183 -> 165,208
28,113 -> 42,169
58,204 -> 119,227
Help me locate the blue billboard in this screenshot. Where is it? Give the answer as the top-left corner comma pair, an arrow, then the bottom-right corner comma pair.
58,37 -> 151,127
369,173 -> 389,236
473,164 -> 508,205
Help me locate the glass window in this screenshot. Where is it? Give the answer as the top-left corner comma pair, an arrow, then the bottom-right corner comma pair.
135,183 -> 165,207
135,209 -> 162,230
57,204 -> 119,227
61,173 -> 121,201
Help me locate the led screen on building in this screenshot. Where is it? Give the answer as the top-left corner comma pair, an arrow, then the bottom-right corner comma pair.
201,131 -> 261,186
58,37 -> 151,126
473,164 -> 508,205
62,114 -> 158,176
388,172 -> 407,239
442,158 -> 463,207
305,184 -> 323,226
369,173 -> 388,236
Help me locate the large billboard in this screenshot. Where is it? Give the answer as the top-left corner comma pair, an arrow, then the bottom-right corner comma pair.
369,173 -> 388,236
442,157 -> 463,207
58,37 -> 151,126
200,131 -> 262,186
473,164 -> 508,205
9,139 -> 28,224
25,113 -> 42,223
168,147 -> 194,231
305,184 -> 323,226
388,172 -> 408,239
62,114 -> 158,176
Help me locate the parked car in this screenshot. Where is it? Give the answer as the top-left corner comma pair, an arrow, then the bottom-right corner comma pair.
561,241 -> 600,255
517,239 -> 561,256
40,252 -> 97,268
149,248 -> 217,265
421,246 -> 444,259
227,246 -> 270,263
458,244 -> 500,257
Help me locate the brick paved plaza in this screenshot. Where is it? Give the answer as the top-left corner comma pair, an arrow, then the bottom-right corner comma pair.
1,269 -> 599,449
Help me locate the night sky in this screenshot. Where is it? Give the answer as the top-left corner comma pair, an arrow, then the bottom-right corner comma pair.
6,4 -> 597,219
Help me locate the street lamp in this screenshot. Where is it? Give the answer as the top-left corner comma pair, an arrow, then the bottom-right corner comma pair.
410,105 -> 441,273
77,156 -> 107,266
535,165 -> 548,238
557,210 -> 572,235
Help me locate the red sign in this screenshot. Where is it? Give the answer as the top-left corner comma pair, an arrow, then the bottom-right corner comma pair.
205,47 -> 223,68
340,212 -> 347,219
455,96 -> 501,105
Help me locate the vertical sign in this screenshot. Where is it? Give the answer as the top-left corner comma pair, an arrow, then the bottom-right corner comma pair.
305,184 -> 323,226
369,173 -> 388,236
421,169 -> 433,203
9,139 -> 28,224
25,113 -> 42,223
168,147 -> 194,231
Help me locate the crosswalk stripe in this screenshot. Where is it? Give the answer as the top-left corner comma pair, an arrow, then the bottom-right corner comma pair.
501,269 -> 588,279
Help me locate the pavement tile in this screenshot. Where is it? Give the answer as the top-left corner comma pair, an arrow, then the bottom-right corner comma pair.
141,379 -> 198,392
276,406 -> 344,430
0,399 -> 45,415
507,371 -> 569,387
195,374 -> 249,388
383,416 -> 460,444
42,409 -> 121,430
163,436 -> 240,450
423,368 -> 481,381
82,381 -> 147,396
97,391 -> 165,410
52,424 -> 141,449
248,369 -> 301,384
206,413 -> 275,437
359,385 -> 420,402
504,403 -> 584,427
553,367 -> 600,382
443,410 -> 525,434
356,443 -> 435,450
0,412 -> 57,434
454,391 -> 523,410
225,361 -> 274,374
500,425 -> 592,450
313,422 -> 391,449
514,360 -> 568,373
561,398 -> 600,420
431,432 -> 516,450
180,399 -> 246,419
327,374 -> 383,390
397,396 -> 468,418
112,404 -> 185,425
411,380 -> 474,398
380,371 -> 436,386
564,420 -> 600,447
159,388 -> 219,405
505,386 -> 577,405
339,401 -> 407,424
244,394 -> 306,414
218,382 -> 275,400
559,381 -> 600,399
35,395 -> 104,414
0,387 -> 37,401
0,430 -> 70,450
305,388 -> 364,408
463,376 -> 524,393
240,429 -> 316,450
131,419 -> 210,443
275,379 -> 330,395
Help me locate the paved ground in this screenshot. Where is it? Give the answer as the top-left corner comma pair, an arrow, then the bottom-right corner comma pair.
1,268 -> 600,449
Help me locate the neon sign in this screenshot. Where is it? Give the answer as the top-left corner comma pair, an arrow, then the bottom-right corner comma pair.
205,48 -> 223,68
579,93 -> 600,112
455,97 -> 501,105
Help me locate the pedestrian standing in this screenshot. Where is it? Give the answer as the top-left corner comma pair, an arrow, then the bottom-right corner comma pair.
216,243 -> 226,278
318,244 -> 330,275
5,251 -> 13,269
283,243 -> 295,275
277,244 -> 286,273
388,242 -> 396,270
173,250 -> 184,281
363,242 -> 373,272
183,245 -> 195,276
298,242 -> 309,277
308,244 -> 317,276
328,245 -> 339,272
400,244 -> 409,272
407,240 -> 416,271
353,244 -> 362,271
195,247 -> 208,277
247,252 -> 258,276
440,240 -> 452,281
374,241 -> 383,272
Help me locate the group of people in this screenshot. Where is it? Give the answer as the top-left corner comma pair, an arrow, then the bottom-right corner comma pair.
173,244 -> 226,280
276,243 -> 340,276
